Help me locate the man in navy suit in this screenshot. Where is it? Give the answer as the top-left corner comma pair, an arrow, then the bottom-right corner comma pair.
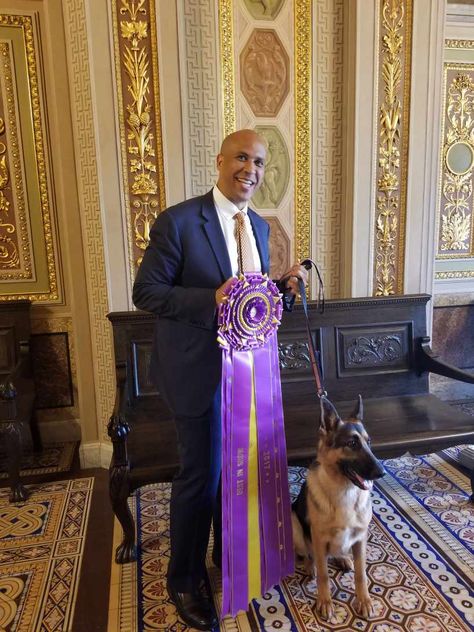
133,129 -> 307,630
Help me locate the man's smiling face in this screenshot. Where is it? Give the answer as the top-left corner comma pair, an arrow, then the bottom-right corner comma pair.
216,130 -> 266,209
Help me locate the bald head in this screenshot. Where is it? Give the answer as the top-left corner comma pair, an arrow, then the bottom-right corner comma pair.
219,129 -> 267,154
216,129 -> 266,209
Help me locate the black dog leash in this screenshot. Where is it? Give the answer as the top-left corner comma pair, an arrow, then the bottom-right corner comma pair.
298,259 -> 326,398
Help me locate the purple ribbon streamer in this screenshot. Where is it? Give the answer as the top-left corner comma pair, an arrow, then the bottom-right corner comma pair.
219,274 -> 293,617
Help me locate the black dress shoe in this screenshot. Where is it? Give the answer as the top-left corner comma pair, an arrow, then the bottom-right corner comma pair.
167,581 -> 218,631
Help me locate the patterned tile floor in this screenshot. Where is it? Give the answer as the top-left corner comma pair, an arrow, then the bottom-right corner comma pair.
109,447 -> 473,632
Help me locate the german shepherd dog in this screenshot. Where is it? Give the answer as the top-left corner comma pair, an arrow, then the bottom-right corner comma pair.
291,396 -> 385,620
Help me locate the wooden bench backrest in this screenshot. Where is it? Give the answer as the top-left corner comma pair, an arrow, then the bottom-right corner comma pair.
108,294 -> 431,411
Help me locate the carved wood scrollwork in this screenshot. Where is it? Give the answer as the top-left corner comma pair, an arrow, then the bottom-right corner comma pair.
278,341 -> 310,370
347,335 -> 403,366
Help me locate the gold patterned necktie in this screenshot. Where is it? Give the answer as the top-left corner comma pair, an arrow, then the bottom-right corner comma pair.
234,211 -> 257,274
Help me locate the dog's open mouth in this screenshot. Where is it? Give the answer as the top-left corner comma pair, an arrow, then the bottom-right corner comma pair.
344,467 -> 373,491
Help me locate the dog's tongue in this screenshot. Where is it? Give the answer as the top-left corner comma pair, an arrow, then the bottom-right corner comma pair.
355,473 -> 373,491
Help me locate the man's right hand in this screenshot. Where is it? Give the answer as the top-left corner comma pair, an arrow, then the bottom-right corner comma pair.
215,277 -> 237,306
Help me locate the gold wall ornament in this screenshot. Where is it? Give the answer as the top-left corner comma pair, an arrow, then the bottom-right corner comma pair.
112,0 -> 166,274
0,117 -> 19,269
374,0 -> 412,296
446,39 -> 474,50
435,270 -> 474,279
438,69 -> 474,257
218,0 -> 236,137
294,0 -> 312,273
0,14 -> 59,301
0,42 -> 32,280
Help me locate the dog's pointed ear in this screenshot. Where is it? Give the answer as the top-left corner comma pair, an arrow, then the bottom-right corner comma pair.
319,396 -> 341,433
350,394 -> 363,421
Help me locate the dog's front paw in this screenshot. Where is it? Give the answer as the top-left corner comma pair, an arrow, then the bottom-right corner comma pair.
316,593 -> 334,620
354,593 -> 374,619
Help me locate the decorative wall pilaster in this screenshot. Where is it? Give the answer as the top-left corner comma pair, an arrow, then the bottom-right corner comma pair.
62,0 -> 115,439
218,0 -> 314,287
373,0 -> 413,296
111,0 -> 166,279
435,36 -> 474,291
177,0 -> 222,198
312,0 -> 344,298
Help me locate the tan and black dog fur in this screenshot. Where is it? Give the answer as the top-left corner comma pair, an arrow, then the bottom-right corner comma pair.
291,395 -> 385,620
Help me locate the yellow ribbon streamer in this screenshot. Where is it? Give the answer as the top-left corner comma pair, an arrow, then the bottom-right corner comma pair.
247,351 -> 261,600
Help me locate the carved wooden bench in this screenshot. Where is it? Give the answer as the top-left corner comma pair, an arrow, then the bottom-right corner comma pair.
107,294 -> 474,563
0,300 -> 41,502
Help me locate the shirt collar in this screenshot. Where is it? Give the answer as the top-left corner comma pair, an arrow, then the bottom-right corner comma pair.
213,185 -> 248,220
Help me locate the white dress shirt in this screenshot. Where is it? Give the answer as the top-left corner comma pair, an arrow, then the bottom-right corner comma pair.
212,185 -> 262,276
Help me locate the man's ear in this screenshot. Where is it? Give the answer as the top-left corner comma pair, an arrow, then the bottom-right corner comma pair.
216,153 -> 223,169
319,396 -> 341,433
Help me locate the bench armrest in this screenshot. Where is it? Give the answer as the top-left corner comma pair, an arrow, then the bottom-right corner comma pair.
107,363 -> 130,467
416,336 -> 474,383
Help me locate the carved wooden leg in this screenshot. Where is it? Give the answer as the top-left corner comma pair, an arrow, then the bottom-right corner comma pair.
4,422 -> 29,503
110,462 -> 136,563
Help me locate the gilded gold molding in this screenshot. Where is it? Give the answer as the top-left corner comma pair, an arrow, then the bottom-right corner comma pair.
218,0 -> 236,137
435,270 -> 474,279
445,39 -> 474,50
437,66 -> 474,259
0,14 -> 59,301
111,0 -> 166,278
374,0 -> 412,296
0,42 -> 33,279
0,116 -> 20,270
294,0 -> 312,271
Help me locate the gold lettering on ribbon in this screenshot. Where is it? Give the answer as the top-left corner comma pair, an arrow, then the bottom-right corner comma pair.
0,117 -> 19,269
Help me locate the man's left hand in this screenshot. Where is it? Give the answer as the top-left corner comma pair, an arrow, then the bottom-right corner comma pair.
279,264 -> 308,296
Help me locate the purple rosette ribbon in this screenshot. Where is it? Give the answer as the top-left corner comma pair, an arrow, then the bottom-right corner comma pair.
218,273 -> 294,618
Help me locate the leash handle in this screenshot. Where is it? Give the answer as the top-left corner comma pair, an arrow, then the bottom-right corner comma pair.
297,259 -> 326,398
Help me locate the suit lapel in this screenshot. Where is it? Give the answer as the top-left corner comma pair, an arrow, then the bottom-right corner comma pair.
201,191 -> 233,281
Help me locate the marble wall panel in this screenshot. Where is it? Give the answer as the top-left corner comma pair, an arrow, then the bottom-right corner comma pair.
252,126 -> 290,209
240,29 -> 290,117
243,0 -> 285,20
267,216 -> 290,280
432,305 -> 474,369
219,0 -> 344,297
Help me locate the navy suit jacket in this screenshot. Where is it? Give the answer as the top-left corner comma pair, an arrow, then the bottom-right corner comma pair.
133,189 -> 271,417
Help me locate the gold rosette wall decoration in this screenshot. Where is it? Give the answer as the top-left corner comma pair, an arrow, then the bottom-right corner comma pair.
112,0 -> 166,277
374,0 -> 412,296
